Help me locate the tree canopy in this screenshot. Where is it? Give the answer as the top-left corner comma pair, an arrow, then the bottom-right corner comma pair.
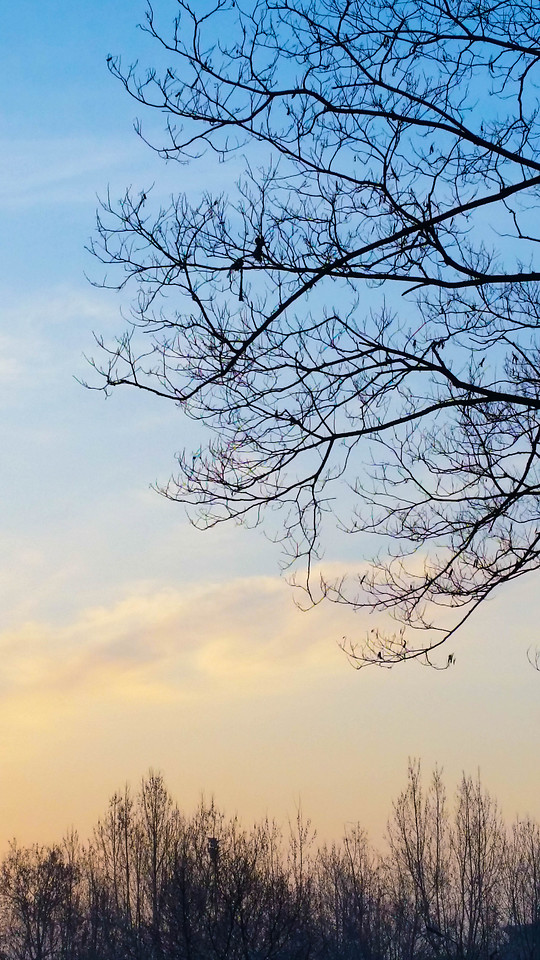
91,0 -> 540,667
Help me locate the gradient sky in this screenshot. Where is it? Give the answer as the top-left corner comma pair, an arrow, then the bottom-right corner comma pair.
0,0 -> 538,851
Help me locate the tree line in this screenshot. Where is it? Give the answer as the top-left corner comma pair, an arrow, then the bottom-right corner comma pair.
1,765 -> 538,960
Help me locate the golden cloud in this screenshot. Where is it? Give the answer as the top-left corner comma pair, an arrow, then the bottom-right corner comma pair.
0,574 -> 365,711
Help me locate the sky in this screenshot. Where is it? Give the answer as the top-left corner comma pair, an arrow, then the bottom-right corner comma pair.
0,0 -> 538,851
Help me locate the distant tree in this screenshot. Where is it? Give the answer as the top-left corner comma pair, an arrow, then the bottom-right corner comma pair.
91,0 -> 540,666
0,843 -> 81,960
138,772 -> 180,957
386,763 -> 506,960
88,773 -> 183,960
450,775 -> 505,960
159,798 -> 317,960
314,827 -> 388,960
386,762 -> 451,960
503,818 -> 540,960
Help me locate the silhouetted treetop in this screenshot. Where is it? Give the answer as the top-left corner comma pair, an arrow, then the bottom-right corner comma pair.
2,768 -> 540,960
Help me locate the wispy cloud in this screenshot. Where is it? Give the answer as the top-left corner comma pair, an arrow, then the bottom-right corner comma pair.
0,571 -> 538,850
0,286 -> 114,397
0,133 -> 232,210
0,136 -> 146,208
0,575 -> 355,710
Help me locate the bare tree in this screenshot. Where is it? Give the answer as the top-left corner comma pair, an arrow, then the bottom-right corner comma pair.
138,771 -> 181,957
160,798 -> 317,960
90,0 -> 540,666
315,827 -> 388,960
386,764 -> 507,960
450,775 -> 505,960
503,817 -> 540,960
386,762 -> 452,958
0,843 -> 81,960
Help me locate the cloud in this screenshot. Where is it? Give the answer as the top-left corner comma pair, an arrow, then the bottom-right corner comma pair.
0,286 -> 114,401
0,575 -> 359,713
0,569 -> 538,852
0,133 -> 233,210
0,136 -> 146,208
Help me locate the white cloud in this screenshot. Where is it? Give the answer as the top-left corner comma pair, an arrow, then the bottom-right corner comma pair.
0,133 -> 232,210
0,136 -> 145,208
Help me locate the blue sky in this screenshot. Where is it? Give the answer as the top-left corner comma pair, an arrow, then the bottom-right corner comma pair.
0,0 -> 538,848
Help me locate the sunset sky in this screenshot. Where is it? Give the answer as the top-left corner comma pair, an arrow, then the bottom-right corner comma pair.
1,0 -> 539,850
